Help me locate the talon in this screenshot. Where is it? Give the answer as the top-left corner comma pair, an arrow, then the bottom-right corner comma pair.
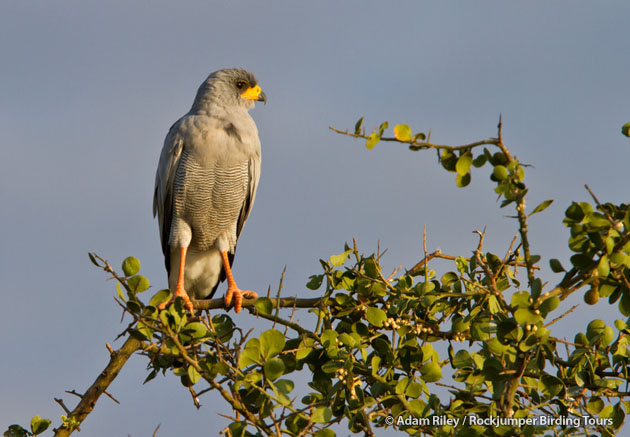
220,250 -> 257,314
158,285 -> 194,313
224,287 -> 257,313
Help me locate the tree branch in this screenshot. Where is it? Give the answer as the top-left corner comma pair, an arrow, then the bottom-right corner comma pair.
192,296 -> 322,311
329,125 -> 499,152
53,336 -> 142,436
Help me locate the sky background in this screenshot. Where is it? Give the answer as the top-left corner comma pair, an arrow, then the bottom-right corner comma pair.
1,1 -> 629,436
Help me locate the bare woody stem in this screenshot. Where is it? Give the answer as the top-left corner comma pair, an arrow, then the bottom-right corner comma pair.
53,337 -> 143,437
192,296 -> 322,311
329,126 -> 499,152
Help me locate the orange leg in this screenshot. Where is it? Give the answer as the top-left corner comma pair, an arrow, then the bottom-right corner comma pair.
159,246 -> 194,313
221,250 -> 257,313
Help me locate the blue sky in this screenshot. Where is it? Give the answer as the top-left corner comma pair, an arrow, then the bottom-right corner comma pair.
1,1 -> 629,436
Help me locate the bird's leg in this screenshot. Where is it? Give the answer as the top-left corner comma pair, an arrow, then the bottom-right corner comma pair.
159,246 -> 194,313
221,251 -> 257,313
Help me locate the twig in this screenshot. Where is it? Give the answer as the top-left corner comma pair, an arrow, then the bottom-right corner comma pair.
246,308 -> 318,339
103,389 -> 120,405
473,228 -> 498,294
188,385 -> 201,409
54,398 -> 71,415
544,304 -> 579,328
585,184 -> 618,226
329,126 -> 499,152
54,336 -> 143,437
193,296 -> 321,311
152,424 -> 161,437
407,249 -> 537,276
423,225 -> 428,287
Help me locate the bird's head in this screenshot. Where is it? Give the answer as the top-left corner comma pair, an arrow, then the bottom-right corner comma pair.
192,68 -> 266,113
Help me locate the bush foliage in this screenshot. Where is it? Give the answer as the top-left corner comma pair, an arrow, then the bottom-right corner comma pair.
6,119 -> 630,437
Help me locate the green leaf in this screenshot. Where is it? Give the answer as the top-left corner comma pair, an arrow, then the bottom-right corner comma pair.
122,256 -> 141,276
321,329 -> 338,347
539,296 -> 559,317
514,308 -> 542,326
338,333 -> 356,347
364,257 -> 379,279
365,130 -> 380,149
586,319 -> 606,340
455,152 -> 473,176
394,124 -> 412,141
530,199 -> 553,216
565,202 -> 585,221
306,274 -> 324,290
115,282 -> 126,301
187,365 -> 201,385
183,322 -> 210,339
440,150 -> 457,172
321,360 -> 343,373
611,252 -> 630,268
354,117 -> 364,135
264,357 -> 285,381
549,258 -> 565,273
127,275 -> 150,293
420,361 -> 442,382
622,122 -> 630,137
597,255 -> 610,277
492,165 -> 508,181
329,250 -> 351,267
620,294 -> 630,317
456,172 -> 471,187
413,132 -> 426,142
378,121 -> 389,135
452,350 -> 473,369
472,153 -> 488,168
30,415 -> 51,435
275,379 -> 295,394
254,297 -> 273,315
260,329 -> 285,359
126,300 -> 142,314
88,252 -> 100,267
239,338 -> 262,368
538,375 -> 564,398
4,425 -> 29,437
366,307 -> 387,327
314,429 -> 336,437
311,407 -> 332,424
296,338 -> 315,360
149,289 -> 171,307
511,291 -> 530,308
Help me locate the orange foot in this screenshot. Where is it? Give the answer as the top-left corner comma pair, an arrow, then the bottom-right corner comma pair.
224,286 -> 258,313
158,285 -> 194,313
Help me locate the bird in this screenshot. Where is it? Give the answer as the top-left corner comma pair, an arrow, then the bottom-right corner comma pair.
153,68 -> 266,313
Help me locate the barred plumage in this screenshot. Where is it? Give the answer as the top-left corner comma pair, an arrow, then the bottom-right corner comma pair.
171,148 -> 250,252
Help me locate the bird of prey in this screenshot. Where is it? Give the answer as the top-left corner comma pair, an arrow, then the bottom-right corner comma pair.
153,68 -> 266,313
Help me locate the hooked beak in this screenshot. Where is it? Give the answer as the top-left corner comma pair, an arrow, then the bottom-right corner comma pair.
241,85 -> 267,104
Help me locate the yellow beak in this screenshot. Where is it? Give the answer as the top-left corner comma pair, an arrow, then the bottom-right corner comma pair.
240,85 -> 266,102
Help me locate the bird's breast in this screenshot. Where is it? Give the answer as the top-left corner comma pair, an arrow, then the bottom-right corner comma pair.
172,148 -> 249,251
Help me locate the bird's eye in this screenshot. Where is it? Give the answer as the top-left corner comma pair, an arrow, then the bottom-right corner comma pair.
236,81 -> 247,89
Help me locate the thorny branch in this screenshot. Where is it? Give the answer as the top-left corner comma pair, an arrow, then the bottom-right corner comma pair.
53,336 -> 143,437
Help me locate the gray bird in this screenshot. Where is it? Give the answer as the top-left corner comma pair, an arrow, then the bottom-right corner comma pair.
153,68 -> 266,313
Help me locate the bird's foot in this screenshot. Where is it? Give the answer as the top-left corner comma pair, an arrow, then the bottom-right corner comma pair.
224,286 -> 258,313
158,286 -> 194,313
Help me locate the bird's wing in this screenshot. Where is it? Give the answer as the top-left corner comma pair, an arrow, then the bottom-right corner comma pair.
153,121 -> 185,273
221,144 -> 261,278
237,154 -> 261,239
